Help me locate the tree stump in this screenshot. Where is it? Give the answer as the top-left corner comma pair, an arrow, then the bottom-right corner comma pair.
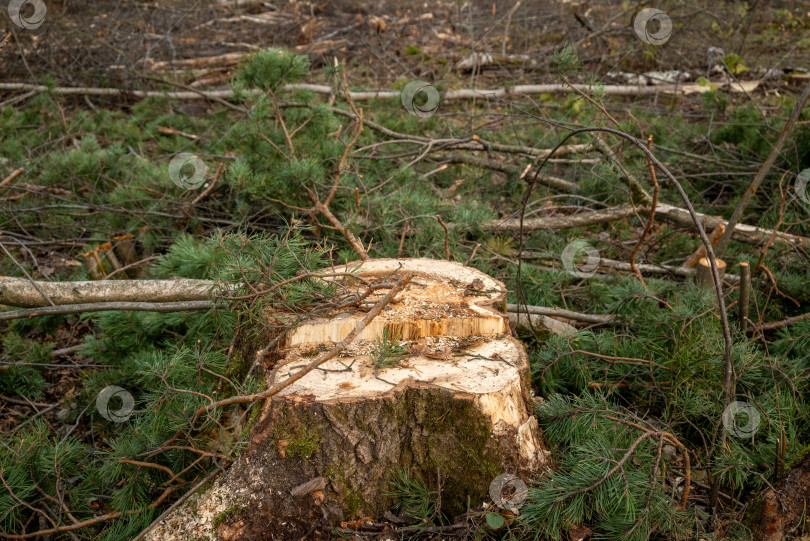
146,258 -> 552,540
695,257 -> 726,289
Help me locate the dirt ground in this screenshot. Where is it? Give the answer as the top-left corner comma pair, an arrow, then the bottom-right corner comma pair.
2,0 -> 808,103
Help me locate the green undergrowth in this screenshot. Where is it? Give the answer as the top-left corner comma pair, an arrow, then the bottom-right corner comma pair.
1,46 -> 809,539
0,230 -> 335,539
523,280 -> 809,539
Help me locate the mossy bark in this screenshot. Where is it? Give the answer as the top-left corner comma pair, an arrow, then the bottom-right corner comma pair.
205,379 -> 546,539
746,451 -> 810,541
144,259 -> 552,541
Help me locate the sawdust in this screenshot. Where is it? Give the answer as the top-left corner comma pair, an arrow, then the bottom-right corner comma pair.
333,273 -> 485,322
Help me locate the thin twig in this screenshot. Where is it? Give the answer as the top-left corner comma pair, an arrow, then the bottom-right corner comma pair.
435,215 -> 450,260
305,188 -> 369,260
629,135 -> 660,286
0,168 -> 24,189
0,242 -> 55,306
190,273 -> 412,423
464,243 -> 480,265
190,162 -> 224,206
104,256 -> 159,279
715,78 -> 810,257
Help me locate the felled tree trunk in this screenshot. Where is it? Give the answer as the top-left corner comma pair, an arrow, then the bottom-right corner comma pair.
146,259 -> 552,540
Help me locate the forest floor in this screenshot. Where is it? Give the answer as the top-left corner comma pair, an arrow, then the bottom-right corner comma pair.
5,0 -> 808,94
1,0 -> 810,540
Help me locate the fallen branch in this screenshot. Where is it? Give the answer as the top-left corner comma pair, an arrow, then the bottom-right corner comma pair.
715,78 -> 810,257
331,107 -> 595,160
598,258 -> 740,283
155,126 -> 199,141
482,201 -> 810,250
0,271 -> 388,310
655,203 -> 810,251
0,168 -> 24,189
434,152 -> 578,192
0,301 -> 215,321
485,203 -> 637,231
0,79 -> 762,103
505,303 -> 612,325
443,141 -> 593,159
508,312 -> 577,336
753,311 -> 810,332
0,277 -> 215,308
516,255 -> 741,283
143,52 -> 248,71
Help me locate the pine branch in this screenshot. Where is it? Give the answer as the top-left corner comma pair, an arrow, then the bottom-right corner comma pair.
715,78 -> 810,257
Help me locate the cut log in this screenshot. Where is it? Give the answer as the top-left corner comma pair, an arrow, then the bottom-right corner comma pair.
696,257 -> 726,289
145,259 -> 552,540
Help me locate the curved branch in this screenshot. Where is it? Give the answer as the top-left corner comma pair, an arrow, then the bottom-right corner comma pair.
516,127 -> 733,402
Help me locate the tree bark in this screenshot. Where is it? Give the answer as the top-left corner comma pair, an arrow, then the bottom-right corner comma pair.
485,204 -> 638,231
696,257 -> 727,289
0,79 -> 761,102
0,278 -> 214,308
748,453 -> 810,541
145,259 -> 552,541
482,202 -> 810,251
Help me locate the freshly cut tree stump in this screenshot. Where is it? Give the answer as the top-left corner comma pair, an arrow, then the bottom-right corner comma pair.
147,259 -> 552,541
695,257 -> 727,288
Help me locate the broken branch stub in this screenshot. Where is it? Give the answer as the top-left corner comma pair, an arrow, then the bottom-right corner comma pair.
146,258 -> 552,540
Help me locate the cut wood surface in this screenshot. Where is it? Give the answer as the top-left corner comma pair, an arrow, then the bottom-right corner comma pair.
146,258 -> 552,540
696,257 -> 727,289
287,259 -> 507,346
684,224 -> 725,268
